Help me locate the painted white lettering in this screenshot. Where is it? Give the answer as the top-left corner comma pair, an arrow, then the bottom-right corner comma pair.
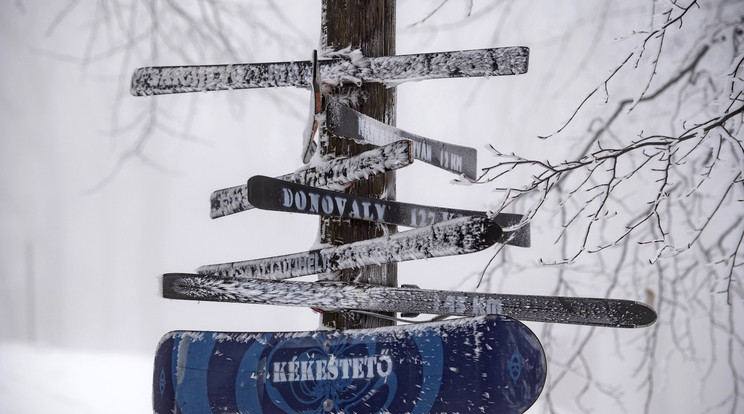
334,197 -> 348,215
295,191 -> 307,210
339,359 -> 352,379
308,193 -> 320,213
472,297 -> 485,316
321,196 -> 334,214
374,204 -> 387,220
487,299 -> 502,314
316,359 -> 327,381
352,358 -> 365,379
327,359 -> 338,380
282,188 -> 293,207
287,359 -> 299,382
300,360 -> 314,381
269,353 -> 394,383
273,362 -> 287,383
451,153 -> 463,172
423,143 -> 432,162
349,201 -> 361,218
413,141 -> 432,162
377,355 -> 393,377
361,202 -> 372,219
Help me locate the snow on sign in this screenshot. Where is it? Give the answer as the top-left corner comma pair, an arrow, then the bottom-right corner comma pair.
326,102 -> 480,179
247,175 -> 530,247
163,276 -> 658,328
209,140 -> 413,219
152,316 -> 546,414
130,47 -> 529,95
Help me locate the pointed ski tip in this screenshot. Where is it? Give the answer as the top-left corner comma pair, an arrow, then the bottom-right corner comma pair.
162,273 -> 208,301
130,69 -> 144,96
633,301 -> 658,327
478,216 -> 504,248
617,300 -> 658,328
161,273 -> 182,299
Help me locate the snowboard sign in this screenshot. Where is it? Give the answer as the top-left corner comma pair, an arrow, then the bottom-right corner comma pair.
153,316 -> 546,414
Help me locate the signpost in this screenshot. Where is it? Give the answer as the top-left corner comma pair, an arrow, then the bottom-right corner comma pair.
127,2 -> 661,413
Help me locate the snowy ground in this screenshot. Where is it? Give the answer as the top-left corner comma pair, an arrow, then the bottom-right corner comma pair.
0,343 -> 151,413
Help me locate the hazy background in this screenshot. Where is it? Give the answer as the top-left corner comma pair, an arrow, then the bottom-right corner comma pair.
1,1 -> 741,413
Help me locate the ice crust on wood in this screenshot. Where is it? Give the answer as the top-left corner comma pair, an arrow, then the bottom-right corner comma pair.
130,47 -> 529,96
162,276 -> 657,328
210,140 -> 412,218
196,216 -> 502,279
247,175 -> 530,247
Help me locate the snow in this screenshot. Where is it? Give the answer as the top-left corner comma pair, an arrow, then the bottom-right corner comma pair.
209,140 -> 412,218
0,343 -> 151,413
196,216 -> 499,279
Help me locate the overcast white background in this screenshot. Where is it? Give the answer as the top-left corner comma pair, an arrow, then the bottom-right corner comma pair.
1,1 -> 741,413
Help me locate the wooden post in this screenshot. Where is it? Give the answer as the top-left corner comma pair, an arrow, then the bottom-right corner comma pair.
319,0 -> 396,329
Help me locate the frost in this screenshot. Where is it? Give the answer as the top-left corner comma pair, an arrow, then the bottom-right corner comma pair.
165,274 -> 655,327
131,47 -> 528,96
209,140 -> 412,218
196,216 -> 500,279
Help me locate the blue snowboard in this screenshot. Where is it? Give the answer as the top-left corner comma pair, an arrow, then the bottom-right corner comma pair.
153,316 -> 546,413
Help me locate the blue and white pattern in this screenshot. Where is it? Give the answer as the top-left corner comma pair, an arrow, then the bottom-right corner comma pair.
153,316 -> 545,414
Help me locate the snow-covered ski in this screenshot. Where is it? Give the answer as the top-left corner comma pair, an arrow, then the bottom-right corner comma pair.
131,47 -> 529,96
301,50 -> 322,163
162,276 -> 658,328
210,140 -> 412,219
326,102 -> 478,179
247,175 -> 530,247
196,215 -> 502,279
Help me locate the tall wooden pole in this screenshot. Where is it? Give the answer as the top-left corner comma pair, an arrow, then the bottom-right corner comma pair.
320,0 -> 396,329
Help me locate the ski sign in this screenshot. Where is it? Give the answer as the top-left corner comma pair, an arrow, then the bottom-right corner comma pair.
163,276 -> 658,328
131,47 -> 529,96
247,175 -> 530,247
153,316 -> 546,414
196,215 -> 502,280
327,102 -> 479,179
210,140 -> 412,219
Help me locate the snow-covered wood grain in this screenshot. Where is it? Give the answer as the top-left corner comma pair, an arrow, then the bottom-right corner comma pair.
196,216 -> 502,279
130,47 -> 529,96
247,175 -> 530,247
162,276 -> 657,328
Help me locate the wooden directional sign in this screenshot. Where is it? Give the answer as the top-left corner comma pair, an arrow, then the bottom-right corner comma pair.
163,276 -> 659,328
247,175 -> 530,247
196,216 -> 502,280
153,316 -> 546,414
327,102 -> 479,179
131,47 -> 529,96
210,140 -> 413,219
